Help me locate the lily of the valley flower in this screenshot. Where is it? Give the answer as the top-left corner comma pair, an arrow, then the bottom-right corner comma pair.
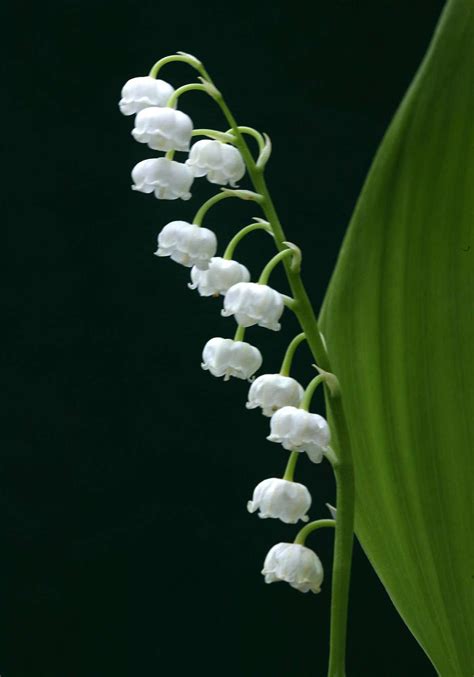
201,337 -> 262,381
222,282 -> 284,331
262,542 -> 324,593
267,406 -> 330,463
186,139 -> 246,186
119,76 -> 174,116
189,257 -> 250,296
155,221 -> 217,270
246,374 -> 304,416
131,158 -> 194,200
247,478 -> 311,524
132,107 -> 193,151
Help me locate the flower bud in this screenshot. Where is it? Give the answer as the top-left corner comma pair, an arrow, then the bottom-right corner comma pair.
189,257 -> 250,296
246,374 -> 304,416
201,337 -> 262,381
132,107 -> 193,151
247,478 -> 311,524
267,406 -> 330,463
186,140 -> 245,186
222,282 -> 284,331
119,76 -> 174,116
131,158 -> 194,200
155,221 -> 217,270
262,542 -> 324,593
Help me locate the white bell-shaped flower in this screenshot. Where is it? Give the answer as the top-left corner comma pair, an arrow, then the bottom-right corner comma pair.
119,76 -> 174,116
131,158 -> 194,200
267,406 -> 330,463
247,478 -> 311,524
132,107 -> 193,151
189,257 -> 250,296
155,221 -> 217,270
186,140 -> 246,186
222,282 -> 284,331
262,542 -> 324,593
201,337 -> 262,381
246,374 -> 304,416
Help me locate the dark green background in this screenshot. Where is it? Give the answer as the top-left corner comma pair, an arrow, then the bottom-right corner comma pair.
2,1 -> 445,675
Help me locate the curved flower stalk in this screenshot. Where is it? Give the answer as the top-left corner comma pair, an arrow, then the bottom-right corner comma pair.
119,52 -> 354,677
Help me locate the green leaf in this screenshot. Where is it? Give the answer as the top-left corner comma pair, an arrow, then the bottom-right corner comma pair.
319,1 -> 474,674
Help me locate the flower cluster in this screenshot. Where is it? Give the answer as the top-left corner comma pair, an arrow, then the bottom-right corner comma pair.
120,55 -> 335,596
120,76 -> 245,201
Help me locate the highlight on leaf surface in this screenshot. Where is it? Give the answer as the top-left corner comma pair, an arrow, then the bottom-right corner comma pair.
319,1 -> 474,674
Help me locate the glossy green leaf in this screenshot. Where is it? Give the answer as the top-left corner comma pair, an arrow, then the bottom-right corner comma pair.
319,1 -> 474,674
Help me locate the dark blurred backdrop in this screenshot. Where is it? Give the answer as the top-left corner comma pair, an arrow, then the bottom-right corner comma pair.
1,1 -> 445,676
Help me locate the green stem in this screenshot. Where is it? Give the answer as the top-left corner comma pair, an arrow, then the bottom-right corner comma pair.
282,450 -> 299,481
280,332 -> 306,376
233,325 -> 246,341
324,446 -> 339,466
294,519 -> 336,545
193,192 -> 238,226
149,53 -> 202,78
192,128 -> 236,144
223,222 -> 272,260
258,248 -> 294,285
193,190 -> 262,226
199,65 -> 355,677
204,93 -> 329,362
282,295 -> 298,310
166,83 -> 210,109
327,461 -> 354,677
300,374 -> 325,411
226,125 -> 265,152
